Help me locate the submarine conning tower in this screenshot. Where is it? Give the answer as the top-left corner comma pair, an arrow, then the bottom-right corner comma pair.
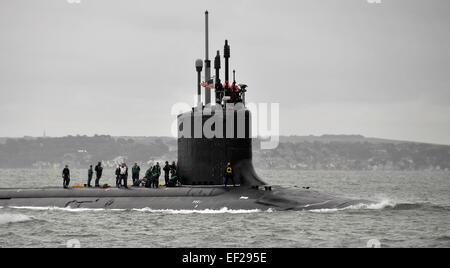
177,11 -> 265,187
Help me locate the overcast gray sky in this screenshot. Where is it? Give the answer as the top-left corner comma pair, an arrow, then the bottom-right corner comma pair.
1,0 -> 449,144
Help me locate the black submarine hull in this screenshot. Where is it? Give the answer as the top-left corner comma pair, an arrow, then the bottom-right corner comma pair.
0,186 -> 370,211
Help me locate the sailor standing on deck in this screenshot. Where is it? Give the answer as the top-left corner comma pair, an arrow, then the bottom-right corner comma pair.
62,165 -> 70,189
87,165 -> 93,187
94,162 -> 103,187
120,163 -> 129,189
224,163 -> 236,187
163,161 -> 171,186
144,165 -> 153,188
170,161 -> 177,175
152,162 -> 161,188
132,163 -> 141,186
115,165 -> 121,188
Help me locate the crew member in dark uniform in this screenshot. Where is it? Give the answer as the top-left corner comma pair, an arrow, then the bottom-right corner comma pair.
224,162 -> 235,187
87,165 -> 93,187
94,162 -> 103,187
115,165 -> 121,188
62,165 -> 70,189
152,162 -> 161,188
163,161 -> 171,186
170,161 -> 177,175
167,163 -> 180,187
144,166 -> 153,188
132,163 -> 141,186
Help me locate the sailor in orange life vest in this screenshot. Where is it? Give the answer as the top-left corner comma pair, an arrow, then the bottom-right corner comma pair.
224,163 -> 236,187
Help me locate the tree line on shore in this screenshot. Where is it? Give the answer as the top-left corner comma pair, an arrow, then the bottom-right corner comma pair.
0,135 -> 449,171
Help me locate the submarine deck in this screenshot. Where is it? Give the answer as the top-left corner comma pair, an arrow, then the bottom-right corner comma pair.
0,186 -> 273,210
0,186 -> 238,199
0,186 -> 371,211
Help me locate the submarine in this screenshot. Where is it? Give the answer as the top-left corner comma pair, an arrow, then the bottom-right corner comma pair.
0,11 -> 370,211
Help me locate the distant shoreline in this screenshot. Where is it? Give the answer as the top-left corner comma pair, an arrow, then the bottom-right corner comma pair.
1,134 -> 449,147
1,135 -> 449,171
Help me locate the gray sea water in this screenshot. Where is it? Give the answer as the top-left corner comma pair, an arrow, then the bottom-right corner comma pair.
0,169 -> 449,248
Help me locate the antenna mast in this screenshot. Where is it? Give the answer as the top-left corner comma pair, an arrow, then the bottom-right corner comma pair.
204,11 -> 211,105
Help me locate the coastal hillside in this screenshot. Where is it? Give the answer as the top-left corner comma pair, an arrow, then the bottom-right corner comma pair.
0,135 -> 449,170
254,136 -> 450,171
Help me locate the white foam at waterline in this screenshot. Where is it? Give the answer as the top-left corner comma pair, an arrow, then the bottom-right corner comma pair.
0,213 -> 34,225
9,206 -> 126,212
8,206 -> 273,214
132,207 -> 273,214
309,199 -> 395,213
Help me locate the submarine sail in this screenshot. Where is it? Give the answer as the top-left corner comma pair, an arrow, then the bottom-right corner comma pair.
177,11 -> 265,187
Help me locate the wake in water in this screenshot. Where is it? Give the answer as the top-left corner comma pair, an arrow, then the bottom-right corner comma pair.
309,199 -> 450,213
7,201 -> 448,214
386,202 -> 450,212
132,207 -> 274,214
0,213 -> 34,225
309,199 -> 395,213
